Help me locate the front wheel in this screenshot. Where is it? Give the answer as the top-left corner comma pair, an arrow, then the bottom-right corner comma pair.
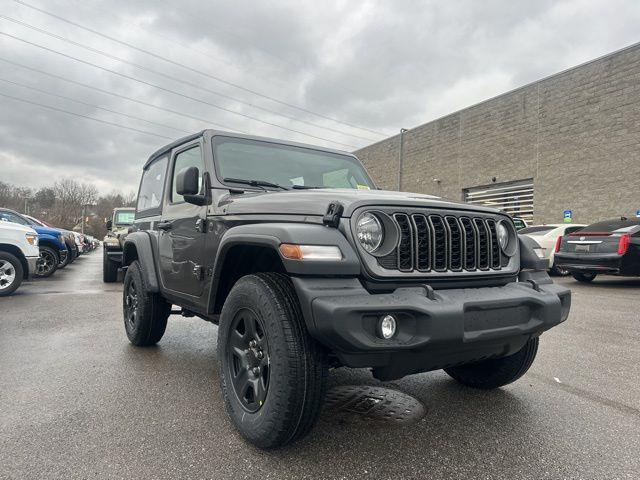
122,260 -> 170,346
572,272 -> 597,283
35,246 -> 59,278
218,273 -> 327,449
0,252 -> 24,297
444,337 -> 539,390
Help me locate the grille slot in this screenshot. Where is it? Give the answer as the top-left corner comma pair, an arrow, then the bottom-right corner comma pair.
412,214 -> 431,271
374,211 -> 505,274
445,216 -> 463,271
459,217 -> 476,270
429,215 -> 447,272
394,213 -> 413,272
474,218 -> 490,270
486,219 -> 501,269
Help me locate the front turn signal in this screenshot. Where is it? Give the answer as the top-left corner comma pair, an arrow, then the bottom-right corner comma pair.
279,244 -> 342,261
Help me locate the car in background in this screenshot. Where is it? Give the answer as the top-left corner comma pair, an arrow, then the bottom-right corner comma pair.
0,208 -> 67,278
0,220 -> 39,296
512,217 -> 529,231
519,224 -> 585,275
103,207 -> 135,282
554,217 -> 640,282
24,215 -> 78,268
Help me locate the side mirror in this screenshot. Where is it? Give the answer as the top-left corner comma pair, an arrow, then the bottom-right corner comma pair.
177,167 -> 210,206
106,219 -> 112,230
176,166 -> 200,196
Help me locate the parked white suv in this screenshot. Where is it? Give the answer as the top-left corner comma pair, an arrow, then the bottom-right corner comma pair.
519,224 -> 585,275
0,221 -> 39,296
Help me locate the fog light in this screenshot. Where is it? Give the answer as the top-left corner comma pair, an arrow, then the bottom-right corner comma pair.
378,315 -> 397,339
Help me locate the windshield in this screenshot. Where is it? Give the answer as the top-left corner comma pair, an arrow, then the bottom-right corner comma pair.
114,211 -> 135,225
520,226 -> 555,235
213,137 -> 375,190
0,210 -> 30,226
26,215 -> 46,227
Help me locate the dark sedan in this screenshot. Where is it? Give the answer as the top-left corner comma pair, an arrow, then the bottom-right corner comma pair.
554,217 -> 640,282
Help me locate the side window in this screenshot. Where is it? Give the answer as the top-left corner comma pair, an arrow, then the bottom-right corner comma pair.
171,145 -> 204,203
0,211 -> 30,225
137,155 -> 169,213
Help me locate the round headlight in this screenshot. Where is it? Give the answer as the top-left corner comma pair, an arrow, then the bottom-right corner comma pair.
356,213 -> 384,253
496,222 -> 509,251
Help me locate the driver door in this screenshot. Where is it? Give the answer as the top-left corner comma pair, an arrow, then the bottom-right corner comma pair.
157,141 -> 207,298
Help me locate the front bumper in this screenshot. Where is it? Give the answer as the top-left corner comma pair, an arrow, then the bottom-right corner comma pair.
293,271 -> 570,380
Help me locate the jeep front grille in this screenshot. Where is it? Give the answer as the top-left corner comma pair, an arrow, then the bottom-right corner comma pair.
378,213 -> 507,274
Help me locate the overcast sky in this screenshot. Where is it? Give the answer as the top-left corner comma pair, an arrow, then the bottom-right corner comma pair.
1,0 -> 640,195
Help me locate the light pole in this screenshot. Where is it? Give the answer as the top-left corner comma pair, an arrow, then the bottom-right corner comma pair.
397,128 -> 408,191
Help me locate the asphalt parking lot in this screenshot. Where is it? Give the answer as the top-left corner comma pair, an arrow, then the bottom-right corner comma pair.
1,253 -> 639,480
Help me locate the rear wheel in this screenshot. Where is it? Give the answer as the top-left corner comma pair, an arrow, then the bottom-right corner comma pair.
218,272 -> 327,449
0,252 -> 23,297
572,272 -> 597,283
444,337 -> 539,390
123,260 -> 170,346
35,246 -> 58,278
103,248 -> 119,283
550,263 -> 569,276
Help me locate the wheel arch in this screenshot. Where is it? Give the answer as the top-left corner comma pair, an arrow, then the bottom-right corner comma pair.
206,222 -> 360,315
122,232 -> 160,292
0,243 -> 28,279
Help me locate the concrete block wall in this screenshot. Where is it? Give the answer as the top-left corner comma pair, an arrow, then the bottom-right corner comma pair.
355,43 -> 640,225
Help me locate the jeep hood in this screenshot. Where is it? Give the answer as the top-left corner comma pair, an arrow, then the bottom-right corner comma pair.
219,188 -> 502,217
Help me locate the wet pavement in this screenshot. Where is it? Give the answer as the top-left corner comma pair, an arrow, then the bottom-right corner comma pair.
1,252 -> 639,479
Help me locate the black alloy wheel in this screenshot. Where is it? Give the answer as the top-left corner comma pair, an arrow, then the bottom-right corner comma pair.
227,308 -> 270,412
124,279 -> 139,330
35,246 -> 58,277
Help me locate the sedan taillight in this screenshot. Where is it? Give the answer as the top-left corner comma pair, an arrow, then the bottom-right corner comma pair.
618,234 -> 631,255
555,236 -> 563,253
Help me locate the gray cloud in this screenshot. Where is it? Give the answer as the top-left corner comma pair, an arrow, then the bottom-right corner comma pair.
1,0 -> 639,194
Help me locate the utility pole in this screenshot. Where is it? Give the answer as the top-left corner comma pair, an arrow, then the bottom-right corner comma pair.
397,128 -> 408,191
81,205 -> 85,234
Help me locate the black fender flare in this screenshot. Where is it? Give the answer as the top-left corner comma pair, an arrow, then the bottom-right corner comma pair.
207,222 -> 361,312
518,235 -> 548,271
122,231 -> 160,292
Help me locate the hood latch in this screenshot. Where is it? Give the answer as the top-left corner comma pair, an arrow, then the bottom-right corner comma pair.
323,202 -> 344,228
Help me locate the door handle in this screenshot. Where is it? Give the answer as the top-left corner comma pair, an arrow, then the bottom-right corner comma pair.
157,221 -> 173,231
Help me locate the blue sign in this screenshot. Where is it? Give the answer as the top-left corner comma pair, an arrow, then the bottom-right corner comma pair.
563,210 -> 572,223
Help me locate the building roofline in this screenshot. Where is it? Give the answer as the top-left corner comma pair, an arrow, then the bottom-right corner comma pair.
355,39 -> 640,153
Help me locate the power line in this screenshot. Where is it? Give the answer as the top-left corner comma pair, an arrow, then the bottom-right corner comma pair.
0,14 -> 376,143
0,91 -> 173,140
0,57 -> 246,134
0,77 -> 192,135
0,31 -> 359,149
11,0 -> 387,138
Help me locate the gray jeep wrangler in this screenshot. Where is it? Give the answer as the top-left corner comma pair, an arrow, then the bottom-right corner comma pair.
122,130 -> 571,449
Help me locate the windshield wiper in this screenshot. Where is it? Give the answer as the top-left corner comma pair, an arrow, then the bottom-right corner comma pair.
223,177 -> 289,190
291,185 -> 324,189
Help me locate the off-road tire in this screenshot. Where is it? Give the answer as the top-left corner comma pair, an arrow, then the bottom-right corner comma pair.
572,272 -> 597,283
123,260 -> 170,346
0,251 -> 24,297
444,337 -> 539,390
218,272 -> 327,449
35,245 -> 58,278
103,248 -> 118,283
